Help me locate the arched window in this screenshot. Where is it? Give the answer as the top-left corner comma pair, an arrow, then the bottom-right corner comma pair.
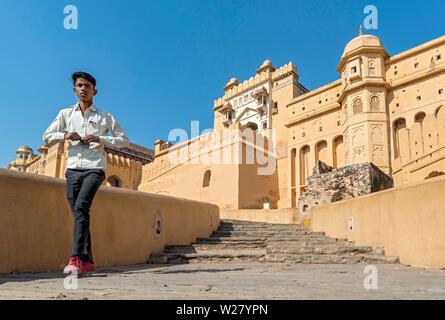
299,145 -> 310,188
368,60 -> 376,76
353,98 -> 363,115
106,175 -> 122,188
393,118 -> 407,159
315,140 -> 328,164
370,95 -> 380,112
333,136 -> 344,168
415,112 -> 426,124
290,148 -> 297,190
203,170 -> 211,187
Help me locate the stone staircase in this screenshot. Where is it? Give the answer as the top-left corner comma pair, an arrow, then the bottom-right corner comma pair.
149,220 -> 399,264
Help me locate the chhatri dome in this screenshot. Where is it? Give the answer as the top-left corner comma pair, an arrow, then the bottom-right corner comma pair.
224,77 -> 239,91
256,59 -> 276,74
16,145 -> 33,153
341,26 -> 385,59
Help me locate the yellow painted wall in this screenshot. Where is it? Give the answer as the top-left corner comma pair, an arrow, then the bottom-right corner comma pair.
140,129 -> 280,209
271,67 -> 306,208
140,162 -> 240,209
220,208 -> 299,224
311,175 -> 445,269
0,169 -> 219,274
287,80 -> 344,202
392,103 -> 445,185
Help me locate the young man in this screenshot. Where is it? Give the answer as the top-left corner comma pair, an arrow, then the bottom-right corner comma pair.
43,72 -> 129,274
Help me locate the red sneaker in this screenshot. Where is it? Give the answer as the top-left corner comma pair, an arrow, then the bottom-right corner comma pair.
63,256 -> 82,275
81,261 -> 96,273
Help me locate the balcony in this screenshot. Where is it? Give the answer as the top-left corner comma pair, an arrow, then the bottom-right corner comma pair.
222,119 -> 233,127
218,102 -> 234,114
251,86 -> 268,98
271,107 -> 278,115
256,102 -> 267,115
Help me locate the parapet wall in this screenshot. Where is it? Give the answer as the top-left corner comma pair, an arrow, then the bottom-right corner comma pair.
311,175 -> 445,269
214,62 -> 297,108
0,169 -> 219,274
220,208 -> 300,224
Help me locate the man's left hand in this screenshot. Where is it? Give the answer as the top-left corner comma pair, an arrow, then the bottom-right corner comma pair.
82,135 -> 100,144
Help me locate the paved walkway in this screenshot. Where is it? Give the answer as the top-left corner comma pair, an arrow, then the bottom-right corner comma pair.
1,263 -> 444,300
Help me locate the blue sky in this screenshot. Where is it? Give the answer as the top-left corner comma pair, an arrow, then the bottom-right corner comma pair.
0,0 -> 444,167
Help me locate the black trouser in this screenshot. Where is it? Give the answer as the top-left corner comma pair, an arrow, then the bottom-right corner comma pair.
65,168 -> 106,262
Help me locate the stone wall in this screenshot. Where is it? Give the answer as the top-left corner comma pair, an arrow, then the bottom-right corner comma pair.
298,161 -> 393,214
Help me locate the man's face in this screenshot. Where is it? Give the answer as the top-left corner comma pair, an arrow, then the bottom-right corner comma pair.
73,78 -> 97,102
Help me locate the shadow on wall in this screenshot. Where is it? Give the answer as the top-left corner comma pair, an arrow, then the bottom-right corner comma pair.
425,171 -> 445,179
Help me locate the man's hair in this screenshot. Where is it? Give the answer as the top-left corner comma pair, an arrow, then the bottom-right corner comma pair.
72,71 -> 96,87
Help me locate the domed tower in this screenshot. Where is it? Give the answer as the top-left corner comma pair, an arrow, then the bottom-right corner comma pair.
337,28 -> 391,174
14,145 -> 35,171
256,59 -> 275,74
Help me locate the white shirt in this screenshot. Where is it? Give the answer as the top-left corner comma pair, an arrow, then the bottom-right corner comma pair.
43,103 -> 129,171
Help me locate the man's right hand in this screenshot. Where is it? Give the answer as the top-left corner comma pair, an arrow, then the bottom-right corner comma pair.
64,132 -> 82,141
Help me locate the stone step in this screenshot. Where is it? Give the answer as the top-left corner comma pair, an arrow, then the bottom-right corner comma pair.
216,227 -> 306,233
221,220 -> 300,226
165,245 -> 371,255
150,252 -> 399,265
195,240 -> 345,248
267,240 -> 354,248
195,240 -> 266,247
359,254 -> 400,264
218,227 -> 302,231
212,230 -> 325,237
262,254 -> 399,264
217,225 -> 305,230
195,238 -> 347,247
158,250 -> 267,263
266,239 -> 351,246
266,245 -> 375,255
149,220 -> 399,265
165,243 -> 266,252
265,235 -> 334,241
216,227 -> 313,233
203,235 -> 335,243
197,236 -> 267,242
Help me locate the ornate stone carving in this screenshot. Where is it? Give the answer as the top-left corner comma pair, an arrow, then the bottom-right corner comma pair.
368,60 -> 376,76
353,146 -> 366,160
353,98 -> 363,115
370,95 -> 380,112
371,145 -> 384,164
371,124 -> 383,143
352,126 -> 365,145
